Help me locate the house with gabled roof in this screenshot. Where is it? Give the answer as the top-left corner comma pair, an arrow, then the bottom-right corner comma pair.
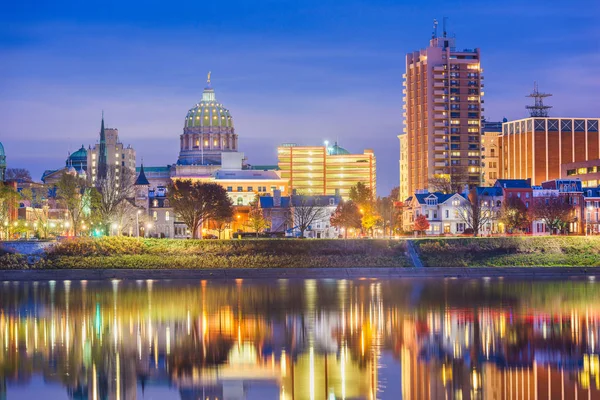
403,191 -> 469,235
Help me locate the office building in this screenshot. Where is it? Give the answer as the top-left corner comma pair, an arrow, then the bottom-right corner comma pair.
402,26 -> 483,195
499,117 -> 600,185
481,120 -> 503,186
277,142 -> 376,200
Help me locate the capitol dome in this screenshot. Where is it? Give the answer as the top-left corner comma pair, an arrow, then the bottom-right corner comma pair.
178,73 -> 239,166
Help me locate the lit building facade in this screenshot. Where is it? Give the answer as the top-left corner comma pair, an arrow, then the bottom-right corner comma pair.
562,159 -> 600,188
399,133 -> 409,202
500,117 -> 600,186
87,115 -> 136,184
481,120 -> 502,186
277,142 -> 376,200
403,31 -> 483,195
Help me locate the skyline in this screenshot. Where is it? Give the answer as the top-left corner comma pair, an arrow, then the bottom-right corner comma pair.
1,0 -> 599,195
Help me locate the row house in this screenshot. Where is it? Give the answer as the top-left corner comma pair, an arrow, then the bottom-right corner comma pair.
540,179 -> 584,234
584,187 -> 600,235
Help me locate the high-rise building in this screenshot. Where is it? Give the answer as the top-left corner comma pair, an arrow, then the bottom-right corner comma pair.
499,117 -> 600,185
398,133 -> 409,201
87,115 -> 136,184
402,26 -> 483,195
481,120 -> 503,186
277,142 -> 376,200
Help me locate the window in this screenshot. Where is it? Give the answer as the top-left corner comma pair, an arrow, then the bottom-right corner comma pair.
237,186 -> 243,192
517,193 -> 521,198
153,200 -> 158,207
247,186 -> 253,192
329,198 -> 335,206
237,197 -> 243,205
153,211 -> 157,221
227,186 -> 232,192
445,210 -> 449,218
165,211 -> 170,221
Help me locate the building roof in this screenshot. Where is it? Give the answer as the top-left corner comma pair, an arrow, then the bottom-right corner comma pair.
135,166 -> 171,173
412,192 -> 465,205
134,164 -> 150,186
214,169 -> 282,180
584,187 -> 600,198
475,186 -> 503,197
68,145 -> 87,161
248,165 -> 280,171
0,142 -> 5,158
184,76 -> 233,130
327,142 -> 350,156
494,179 -> 532,189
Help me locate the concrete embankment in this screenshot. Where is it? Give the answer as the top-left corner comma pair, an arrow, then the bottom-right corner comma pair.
1,267 -> 599,281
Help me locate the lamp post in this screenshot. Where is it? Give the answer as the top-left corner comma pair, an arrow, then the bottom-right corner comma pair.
136,210 -> 142,238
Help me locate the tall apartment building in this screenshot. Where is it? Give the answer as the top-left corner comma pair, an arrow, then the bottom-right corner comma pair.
399,133 -> 409,201
402,30 -> 483,195
481,120 -> 503,186
88,115 -> 136,184
277,142 -> 376,200
499,117 -> 600,186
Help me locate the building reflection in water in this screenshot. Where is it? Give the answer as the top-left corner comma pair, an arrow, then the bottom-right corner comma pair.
0,278 -> 599,399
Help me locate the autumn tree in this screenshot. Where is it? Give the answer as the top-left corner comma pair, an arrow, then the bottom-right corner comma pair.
0,183 -> 19,239
533,196 -> 574,235
167,180 -> 233,239
376,188 -> 401,237
56,173 -> 95,236
499,196 -> 530,233
330,200 -> 362,238
5,168 -> 32,182
360,204 -> 382,237
457,190 -> 495,237
349,182 -> 373,206
247,195 -> 270,237
290,196 -> 327,238
413,214 -> 430,235
20,184 -> 52,239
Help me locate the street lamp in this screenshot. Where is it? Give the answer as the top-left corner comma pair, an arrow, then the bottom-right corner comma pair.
136,209 -> 142,238
146,223 -> 153,238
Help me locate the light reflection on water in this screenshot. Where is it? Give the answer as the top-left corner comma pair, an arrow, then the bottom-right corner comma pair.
0,278 -> 599,399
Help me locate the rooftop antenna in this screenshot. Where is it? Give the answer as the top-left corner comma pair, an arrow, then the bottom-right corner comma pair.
442,16 -> 448,38
432,19 -> 438,39
526,82 -> 552,117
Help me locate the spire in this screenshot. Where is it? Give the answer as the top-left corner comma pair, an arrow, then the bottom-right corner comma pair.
207,71 -> 211,87
134,163 -> 150,186
97,111 -> 108,180
202,72 -> 216,102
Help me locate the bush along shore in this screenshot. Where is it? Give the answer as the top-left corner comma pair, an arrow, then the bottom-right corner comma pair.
414,236 -> 600,267
0,237 -> 410,269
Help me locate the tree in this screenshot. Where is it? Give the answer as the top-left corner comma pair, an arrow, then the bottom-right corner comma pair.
290,196 -> 327,238
457,190 -> 495,237
20,184 -> 52,239
376,189 -> 401,237
95,166 -> 135,235
360,203 -> 381,237
330,200 -> 362,238
168,180 -> 233,239
349,182 -> 373,206
0,183 -> 19,239
428,167 -> 470,194
56,173 -> 95,237
533,196 -> 574,235
5,168 -> 32,182
247,195 -> 269,237
413,214 -> 430,235
500,196 -> 530,233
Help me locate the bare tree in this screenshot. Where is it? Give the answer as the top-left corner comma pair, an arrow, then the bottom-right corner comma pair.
428,167 -> 470,194
457,190 -> 494,236
5,168 -> 32,182
56,173 -> 95,236
290,196 -> 327,238
20,184 -> 52,238
95,166 -> 135,234
533,196 -> 575,235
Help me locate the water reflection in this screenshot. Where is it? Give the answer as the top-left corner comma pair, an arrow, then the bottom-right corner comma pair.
0,278 -> 599,399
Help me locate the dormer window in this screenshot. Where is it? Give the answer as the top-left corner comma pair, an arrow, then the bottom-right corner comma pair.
426,197 -> 438,206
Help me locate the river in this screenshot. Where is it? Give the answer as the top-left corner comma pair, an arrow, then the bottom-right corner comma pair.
0,277 -> 599,399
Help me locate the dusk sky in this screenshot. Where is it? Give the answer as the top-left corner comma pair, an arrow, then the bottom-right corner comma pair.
1,0 -> 598,194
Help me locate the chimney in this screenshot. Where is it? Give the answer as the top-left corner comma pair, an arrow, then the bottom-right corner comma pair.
274,189 -> 281,207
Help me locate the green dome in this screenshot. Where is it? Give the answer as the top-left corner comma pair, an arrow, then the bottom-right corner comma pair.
327,143 -> 350,155
184,86 -> 233,129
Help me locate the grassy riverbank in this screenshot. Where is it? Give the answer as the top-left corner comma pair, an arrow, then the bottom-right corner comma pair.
29,237 -> 410,269
414,236 -> 600,267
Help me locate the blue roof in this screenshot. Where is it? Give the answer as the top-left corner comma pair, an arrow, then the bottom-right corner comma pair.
413,192 -> 465,205
475,186 -> 503,196
494,179 -> 531,189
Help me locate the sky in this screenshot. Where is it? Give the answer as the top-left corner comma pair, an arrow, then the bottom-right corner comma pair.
1,0 -> 599,195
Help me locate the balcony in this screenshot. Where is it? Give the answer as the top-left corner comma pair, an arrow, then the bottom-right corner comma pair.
433,65 -> 445,72
434,106 -> 447,111
434,122 -> 447,128
434,137 -> 448,143
435,162 -> 448,167
434,130 -> 447,135
433,81 -> 446,88
433,114 -> 446,120
435,145 -> 448,151
434,90 -> 447,96
433,96 -> 447,103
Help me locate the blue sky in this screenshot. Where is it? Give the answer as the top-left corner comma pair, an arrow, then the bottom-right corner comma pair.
1,0 -> 598,194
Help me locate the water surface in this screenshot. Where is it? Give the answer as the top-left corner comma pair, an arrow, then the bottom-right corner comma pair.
0,277 -> 599,399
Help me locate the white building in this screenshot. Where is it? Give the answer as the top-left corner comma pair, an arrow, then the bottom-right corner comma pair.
403,191 -> 469,235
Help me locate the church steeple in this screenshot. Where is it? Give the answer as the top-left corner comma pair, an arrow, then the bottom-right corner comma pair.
97,111 -> 108,180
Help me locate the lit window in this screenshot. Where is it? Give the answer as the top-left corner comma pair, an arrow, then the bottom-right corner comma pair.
153,211 -> 157,221
165,211 -> 170,221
